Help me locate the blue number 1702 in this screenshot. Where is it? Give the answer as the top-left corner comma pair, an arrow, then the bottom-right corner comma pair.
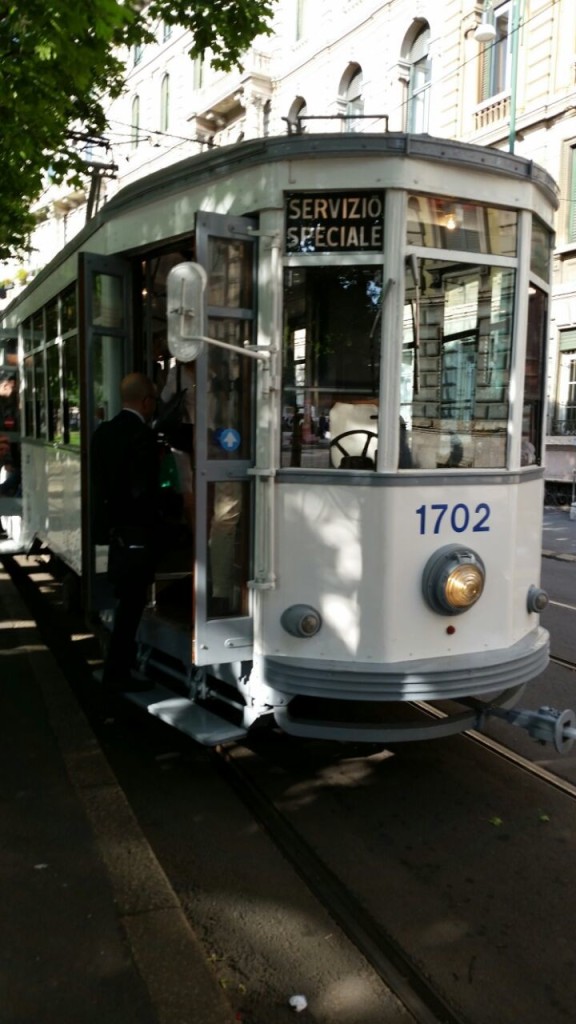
416,502 -> 491,535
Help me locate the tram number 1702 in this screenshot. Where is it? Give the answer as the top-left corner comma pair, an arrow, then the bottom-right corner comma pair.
415,503 -> 491,535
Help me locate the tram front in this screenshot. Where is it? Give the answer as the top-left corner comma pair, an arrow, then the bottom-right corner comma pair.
243,143 -> 555,744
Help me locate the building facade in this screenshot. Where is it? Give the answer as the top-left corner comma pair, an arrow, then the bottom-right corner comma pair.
3,0 -> 576,487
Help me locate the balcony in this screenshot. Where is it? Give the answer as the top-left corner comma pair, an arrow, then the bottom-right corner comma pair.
192,50 -> 272,134
474,94 -> 510,131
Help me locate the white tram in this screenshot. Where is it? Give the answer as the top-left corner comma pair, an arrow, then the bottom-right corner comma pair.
3,133 -> 571,748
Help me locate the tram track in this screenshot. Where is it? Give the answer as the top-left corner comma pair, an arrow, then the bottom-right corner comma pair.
2,551 -> 466,1024
5,551 -> 576,1024
415,700 -> 576,799
213,741 -> 465,1024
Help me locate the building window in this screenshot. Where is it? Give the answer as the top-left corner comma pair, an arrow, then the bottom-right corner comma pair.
479,2 -> 511,101
568,144 -> 576,244
554,332 -> 576,434
131,95 -> 140,150
295,0 -> 306,41
160,73 -> 170,132
162,21 -> 172,43
339,65 -> 363,132
406,25 -> 431,133
133,43 -> 144,66
287,97 -> 307,134
566,358 -> 576,433
193,58 -> 204,91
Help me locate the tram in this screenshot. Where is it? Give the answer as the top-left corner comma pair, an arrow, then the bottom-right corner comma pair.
2,132 -> 572,749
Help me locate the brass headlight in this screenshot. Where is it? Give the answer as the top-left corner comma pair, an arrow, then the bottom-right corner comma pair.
422,546 -> 485,616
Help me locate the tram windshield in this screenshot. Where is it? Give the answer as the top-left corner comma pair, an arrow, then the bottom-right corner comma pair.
402,258 -> 515,470
282,265 -> 382,469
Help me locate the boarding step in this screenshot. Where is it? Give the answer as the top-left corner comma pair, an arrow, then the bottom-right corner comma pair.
127,684 -> 247,745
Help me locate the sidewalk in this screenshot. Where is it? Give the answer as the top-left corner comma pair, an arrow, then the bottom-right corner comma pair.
0,563 -> 235,1024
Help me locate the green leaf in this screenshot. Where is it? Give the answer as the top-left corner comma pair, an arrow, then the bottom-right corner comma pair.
0,0 -> 277,260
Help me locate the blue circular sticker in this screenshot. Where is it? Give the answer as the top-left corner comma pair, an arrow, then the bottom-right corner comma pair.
216,427 -> 241,452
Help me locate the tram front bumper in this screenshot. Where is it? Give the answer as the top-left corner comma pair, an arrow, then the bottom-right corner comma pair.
264,626 -> 549,704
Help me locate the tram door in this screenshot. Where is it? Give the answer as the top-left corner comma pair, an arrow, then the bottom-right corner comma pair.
79,253 -> 132,613
193,212 -> 257,665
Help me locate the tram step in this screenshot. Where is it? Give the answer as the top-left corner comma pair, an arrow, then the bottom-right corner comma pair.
126,685 -> 247,745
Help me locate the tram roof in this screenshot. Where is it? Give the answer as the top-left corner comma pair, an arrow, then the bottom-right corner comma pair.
107,131 -> 559,216
2,132 -> 559,321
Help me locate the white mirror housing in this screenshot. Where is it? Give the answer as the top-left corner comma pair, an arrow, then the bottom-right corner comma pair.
167,261 -> 207,362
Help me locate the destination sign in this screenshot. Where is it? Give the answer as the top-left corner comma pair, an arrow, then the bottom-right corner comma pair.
285,191 -> 384,253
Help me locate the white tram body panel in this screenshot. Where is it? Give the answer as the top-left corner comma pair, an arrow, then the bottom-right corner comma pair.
260,476 -> 547,702
1,134 -> 563,745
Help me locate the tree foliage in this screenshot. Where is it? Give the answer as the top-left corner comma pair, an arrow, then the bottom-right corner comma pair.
0,1 -> 275,261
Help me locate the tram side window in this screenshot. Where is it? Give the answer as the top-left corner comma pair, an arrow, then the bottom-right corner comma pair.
522,286 -> 547,465
46,343 -> 63,443
33,350 -> 47,438
281,265 -> 382,469
23,356 -> 34,437
407,194 -> 517,257
402,258 -> 515,469
23,351 -> 47,439
63,335 -> 80,446
0,337 -> 19,434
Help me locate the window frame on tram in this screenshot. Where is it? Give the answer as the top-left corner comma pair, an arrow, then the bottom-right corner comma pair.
280,184 -> 552,474
20,286 -> 80,448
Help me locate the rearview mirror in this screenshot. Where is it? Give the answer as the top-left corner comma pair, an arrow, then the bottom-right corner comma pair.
166,262 -> 207,362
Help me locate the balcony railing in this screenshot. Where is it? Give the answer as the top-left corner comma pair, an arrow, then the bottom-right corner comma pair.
474,94 -> 510,131
551,407 -> 576,435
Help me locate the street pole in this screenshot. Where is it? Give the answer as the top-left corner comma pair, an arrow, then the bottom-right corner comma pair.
508,0 -> 522,154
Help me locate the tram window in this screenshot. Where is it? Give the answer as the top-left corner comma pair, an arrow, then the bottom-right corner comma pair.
92,273 -> 125,329
0,337 -> 19,434
402,258 -> 515,469
407,195 -> 517,257
530,217 -> 552,283
46,343 -> 63,443
46,299 -> 58,341
522,285 -> 547,465
206,318 -> 252,460
206,480 -> 250,618
92,335 -> 124,425
61,285 -> 77,333
33,350 -> 47,438
63,334 -> 80,446
207,238 -> 253,309
32,310 -> 45,348
281,266 -> 381,469
22,317 -> 33,354
23,356 -> 34,437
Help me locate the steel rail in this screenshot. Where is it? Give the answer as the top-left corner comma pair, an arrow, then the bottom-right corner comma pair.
415,701 -> 576,799
213,742 -> 472,1024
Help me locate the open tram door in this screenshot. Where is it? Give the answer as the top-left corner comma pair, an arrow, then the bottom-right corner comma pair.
78,253 -> 132,617
175,212 -> 259,673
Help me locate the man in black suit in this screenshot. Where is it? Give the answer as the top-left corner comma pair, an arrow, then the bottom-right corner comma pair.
91,372 -> 160,692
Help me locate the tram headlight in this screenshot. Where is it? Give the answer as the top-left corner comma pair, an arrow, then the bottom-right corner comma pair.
422,545 -> 485,616
281,604 -> 322,638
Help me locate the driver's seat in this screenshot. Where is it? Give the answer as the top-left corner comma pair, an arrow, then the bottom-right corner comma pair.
329,402 -> 378,468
